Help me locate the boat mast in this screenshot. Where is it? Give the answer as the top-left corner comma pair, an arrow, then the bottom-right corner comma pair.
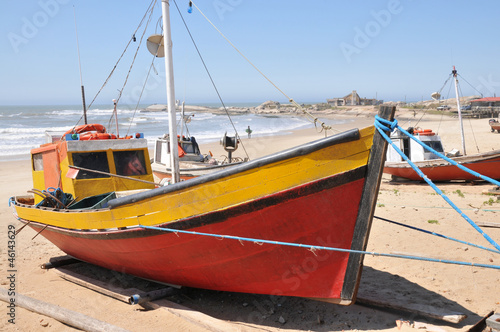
180,101 -> 185,139
161,0 -> 180,183
452,66 -> 466,155
73,6 -> 87,124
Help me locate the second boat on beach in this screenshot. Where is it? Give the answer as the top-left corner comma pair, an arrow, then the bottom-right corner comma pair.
384,67 -> 500,182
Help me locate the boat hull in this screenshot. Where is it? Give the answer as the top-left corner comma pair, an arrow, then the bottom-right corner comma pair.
22,168 -> 365,301
384,150 -> 500,181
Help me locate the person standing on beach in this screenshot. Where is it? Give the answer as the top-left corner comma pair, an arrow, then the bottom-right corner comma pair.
246,125 -> 253,138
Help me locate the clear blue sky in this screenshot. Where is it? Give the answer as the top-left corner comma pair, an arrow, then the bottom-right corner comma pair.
2,0 -> 500,106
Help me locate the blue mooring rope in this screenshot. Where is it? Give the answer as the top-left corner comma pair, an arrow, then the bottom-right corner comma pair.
374,215 -> 500,254
375,116 -> 500,253
135,117 -> 500,270
139,225 -> 500,270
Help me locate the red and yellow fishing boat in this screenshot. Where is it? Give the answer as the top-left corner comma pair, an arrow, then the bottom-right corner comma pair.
10,0 -> 395,304
11,104 -> 394,303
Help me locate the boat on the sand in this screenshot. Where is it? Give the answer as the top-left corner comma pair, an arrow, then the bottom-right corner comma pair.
384,67 -> 500,182
10,1 -> 395,304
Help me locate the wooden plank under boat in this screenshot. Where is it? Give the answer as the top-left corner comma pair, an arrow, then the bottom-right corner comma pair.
11,106 -> 395,304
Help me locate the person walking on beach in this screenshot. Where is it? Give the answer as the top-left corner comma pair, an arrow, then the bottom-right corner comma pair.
245,125 -> 253,138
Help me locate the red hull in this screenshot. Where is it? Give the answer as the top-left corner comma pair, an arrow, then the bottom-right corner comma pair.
490,124 -> 500,132
26,170 -> 366,300
384,154 -> 500,181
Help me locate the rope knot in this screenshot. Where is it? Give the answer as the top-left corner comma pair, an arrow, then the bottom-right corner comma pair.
375,115 -> 398,132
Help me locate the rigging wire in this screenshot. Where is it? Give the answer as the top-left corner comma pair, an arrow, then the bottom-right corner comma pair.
375,216 -> 500,255
189,0 -> 334,135
110,1 -> 156,123
436,73 -> 453,97
125,2 -> 165,136
171,0 -> 251,159
410,106 -> 431,129
72,0 -> 157,128
457,79 -> 480,153
458,73 -> 484,98
461,85 -> 481,153
125,54 -> 159,137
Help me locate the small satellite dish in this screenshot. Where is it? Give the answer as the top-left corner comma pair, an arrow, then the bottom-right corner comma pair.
147,34 -> 165,57
431,92 -> 441,100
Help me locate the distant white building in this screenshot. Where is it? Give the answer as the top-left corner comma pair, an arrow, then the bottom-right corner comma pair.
327,90 -> 383,106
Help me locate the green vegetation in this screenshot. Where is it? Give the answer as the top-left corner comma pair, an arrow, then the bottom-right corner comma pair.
453,189 -> 465,198
377,203 -> 385,208
483,198 -> 497,206
427,220 -> 439,224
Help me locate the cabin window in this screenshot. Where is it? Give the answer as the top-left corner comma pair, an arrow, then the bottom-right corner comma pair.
402,138 -> 410,159
155,140 -> 163,163
181,141 -> 194,154
32,153 -> 44,171
113,150 -> 147,176
423,141 -> 444,153
72,152 -> 110,179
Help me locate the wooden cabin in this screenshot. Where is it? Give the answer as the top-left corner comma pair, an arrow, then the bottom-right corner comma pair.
30,129 -> 155,205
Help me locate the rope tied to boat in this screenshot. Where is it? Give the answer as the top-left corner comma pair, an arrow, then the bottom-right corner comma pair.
374,116 -> 500,253
374,216 -> 500,255
138,225 -> 500,270
374,116 -> 398,132
308,247 -> 319,257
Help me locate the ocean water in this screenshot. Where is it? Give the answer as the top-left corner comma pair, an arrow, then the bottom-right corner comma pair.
0,104 -> 349,161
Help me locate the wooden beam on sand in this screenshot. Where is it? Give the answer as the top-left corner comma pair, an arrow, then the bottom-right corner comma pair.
356,294 -> 466,324
0,287 -> 127,332
468,311 -> 494,332
142,299 -> 239,332
55,265 -> 177,305
40,255 -> 81,269
53,266 -> 238,332
476,221 -> 500,228
53,266 -> 147,303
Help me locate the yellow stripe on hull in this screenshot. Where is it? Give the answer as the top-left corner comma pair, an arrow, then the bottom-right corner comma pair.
15,127 -> 374,230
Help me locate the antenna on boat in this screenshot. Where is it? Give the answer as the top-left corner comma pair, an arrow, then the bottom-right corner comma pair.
112,99 -> 120,137
73,6 -> 87,125
452,66 -> 466,155
161,0 -> 180,183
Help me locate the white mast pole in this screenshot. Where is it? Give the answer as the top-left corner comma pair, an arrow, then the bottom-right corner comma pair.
452,66 -> 466,155
161,0 -> 180,183
180,101 -> 185,139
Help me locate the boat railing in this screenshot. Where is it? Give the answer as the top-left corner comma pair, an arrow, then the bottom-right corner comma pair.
107,128 -> 362,209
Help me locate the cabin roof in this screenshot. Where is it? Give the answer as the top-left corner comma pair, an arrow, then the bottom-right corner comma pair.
471,97 -> 500,103
66,138 -> 148,152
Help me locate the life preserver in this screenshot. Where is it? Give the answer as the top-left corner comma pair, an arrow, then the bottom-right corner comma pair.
415,129 -> 435,136
178,144 -> 186,158
63,124 -> 106,137
79,132 -> 117,140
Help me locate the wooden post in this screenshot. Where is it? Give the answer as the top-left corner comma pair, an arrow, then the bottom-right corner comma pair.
0,287 -> 127,332
340,105 -> 396,304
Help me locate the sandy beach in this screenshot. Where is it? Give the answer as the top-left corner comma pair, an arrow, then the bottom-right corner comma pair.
1,107 -> 499,332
